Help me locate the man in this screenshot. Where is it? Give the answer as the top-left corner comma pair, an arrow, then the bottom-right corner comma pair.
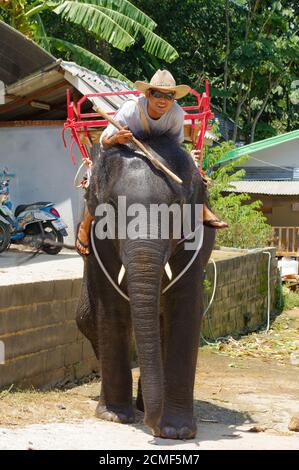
76,70 -> 227,255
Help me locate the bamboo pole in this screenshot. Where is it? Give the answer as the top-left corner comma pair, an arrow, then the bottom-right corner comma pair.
95,107 -> 182,185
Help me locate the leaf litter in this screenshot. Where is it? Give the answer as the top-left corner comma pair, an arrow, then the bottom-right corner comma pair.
203,310 -> 299,364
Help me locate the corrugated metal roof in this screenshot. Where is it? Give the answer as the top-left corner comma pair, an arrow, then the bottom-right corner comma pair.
234,166 -> 294,180
225,180 -> 299,195
219,129 -> 299,163
0,20 -> 55,85
61,61 -> 133,111
1,60 -> 130,121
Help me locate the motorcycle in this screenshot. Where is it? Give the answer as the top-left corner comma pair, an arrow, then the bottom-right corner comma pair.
0,170 -> 68,255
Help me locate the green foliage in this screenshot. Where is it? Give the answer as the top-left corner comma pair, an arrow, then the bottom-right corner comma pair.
282,286 -> 299,311
47,37 -> 131,81
203,278 -> 212,294
126,0 -> 299,139
1,0 -> 299,139
242,121 -> 277,141
206,141 -> 272,249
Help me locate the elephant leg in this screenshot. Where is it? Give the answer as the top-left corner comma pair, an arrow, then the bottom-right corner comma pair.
96,305 -> 135,424
79,252 -> 134,424
158,261 -> 204,439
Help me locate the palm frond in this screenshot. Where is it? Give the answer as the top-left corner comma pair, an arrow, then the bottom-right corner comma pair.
35,14 -> 52,52
53,1 -> 134,51
77,0 -> 157,30
48,37 -> 131,82
92,5 -> 179,62
134,24 -> 179,63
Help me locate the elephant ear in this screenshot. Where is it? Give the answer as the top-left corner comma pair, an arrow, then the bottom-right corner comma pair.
85,147 -> 110,214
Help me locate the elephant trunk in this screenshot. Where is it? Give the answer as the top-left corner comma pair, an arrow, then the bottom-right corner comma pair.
124,239 -> 167,428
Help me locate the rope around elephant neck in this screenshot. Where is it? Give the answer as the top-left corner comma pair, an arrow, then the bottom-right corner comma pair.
90,222 -> 130,302
161,223 -> 204,294
90,221 -> 203,302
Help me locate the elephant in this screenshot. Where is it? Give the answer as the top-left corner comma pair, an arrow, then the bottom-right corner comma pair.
76,135 -> 215,440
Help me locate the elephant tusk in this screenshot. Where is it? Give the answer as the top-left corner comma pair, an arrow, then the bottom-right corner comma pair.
118,265 -> 126,285
164,262 -> 172,280
119,262 -> 171,284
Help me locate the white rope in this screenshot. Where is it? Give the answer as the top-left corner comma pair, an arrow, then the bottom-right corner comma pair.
262,251 -> 272,333
91,222 -> 204,301
90,222 -> 130,302
202,258 -> 217,317
73,161 -> 93,188
162,225 -> 203,294
73,162 -> 85,188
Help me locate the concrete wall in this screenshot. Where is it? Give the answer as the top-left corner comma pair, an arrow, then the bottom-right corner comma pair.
0,126 -> 85,243
0,278 -> 99,390
0,249 -> 278,390
202,248 -> 278,340
241,138 -> 299,168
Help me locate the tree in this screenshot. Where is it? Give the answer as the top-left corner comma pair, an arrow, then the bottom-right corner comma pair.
227,0 -> 299,142
128,0 -> 299,141
0,0 -> 178,80
205,141 -> 272,249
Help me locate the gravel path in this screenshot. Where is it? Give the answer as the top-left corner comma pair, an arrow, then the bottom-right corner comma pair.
1,419 -> 298,450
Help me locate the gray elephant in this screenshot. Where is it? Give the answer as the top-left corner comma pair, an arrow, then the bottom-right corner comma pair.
76,135 -> 215,439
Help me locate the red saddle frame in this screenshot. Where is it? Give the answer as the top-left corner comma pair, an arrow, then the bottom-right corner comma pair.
62,81 -> 214,173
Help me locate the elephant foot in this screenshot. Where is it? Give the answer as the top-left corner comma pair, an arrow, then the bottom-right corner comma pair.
95,402 -> 135,424
152,413 -> 197,440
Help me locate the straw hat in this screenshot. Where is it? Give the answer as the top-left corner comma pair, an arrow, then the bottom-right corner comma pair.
135,70 -> 190,99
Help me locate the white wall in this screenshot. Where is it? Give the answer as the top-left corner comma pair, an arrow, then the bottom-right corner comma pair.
241,138 -> 299,168
0,126 -> 86,244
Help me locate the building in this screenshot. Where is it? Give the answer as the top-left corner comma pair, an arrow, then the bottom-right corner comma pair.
219,130 -> 299,256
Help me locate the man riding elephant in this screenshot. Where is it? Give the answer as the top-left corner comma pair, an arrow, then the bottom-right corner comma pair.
76,70 -> 227,255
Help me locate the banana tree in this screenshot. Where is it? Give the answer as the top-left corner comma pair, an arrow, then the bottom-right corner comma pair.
0,0 -> 179,80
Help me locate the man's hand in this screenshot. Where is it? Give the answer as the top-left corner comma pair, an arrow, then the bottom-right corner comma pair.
190,149 -> 211,189
114,125 -> 133,144
190,149 -> 200,161
102,125 -> 133,148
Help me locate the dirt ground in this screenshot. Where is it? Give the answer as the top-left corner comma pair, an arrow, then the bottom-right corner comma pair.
0,309 -> 299,450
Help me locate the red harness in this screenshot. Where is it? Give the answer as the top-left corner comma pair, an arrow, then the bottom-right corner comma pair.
62,81 -> 214,176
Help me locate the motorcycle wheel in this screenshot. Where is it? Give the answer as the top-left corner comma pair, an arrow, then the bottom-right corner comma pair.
0,221 -> 11,253
42,222 -> 64,255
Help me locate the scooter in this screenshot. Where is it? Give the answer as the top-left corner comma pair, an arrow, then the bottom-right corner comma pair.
0,171 -> 68,255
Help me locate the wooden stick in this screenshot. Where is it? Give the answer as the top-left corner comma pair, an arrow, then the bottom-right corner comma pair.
95,107 -> 182,184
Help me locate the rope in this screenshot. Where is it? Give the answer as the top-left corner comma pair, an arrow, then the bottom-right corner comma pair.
90,221 -> 204,301
90,222 -> 130,302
